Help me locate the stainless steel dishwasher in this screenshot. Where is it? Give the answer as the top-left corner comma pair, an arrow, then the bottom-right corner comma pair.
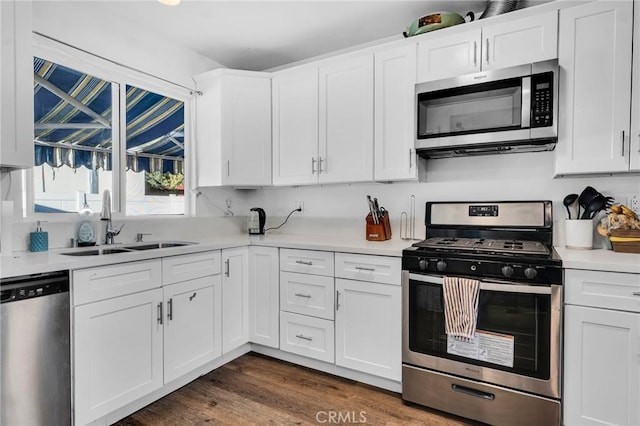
1,270 -> 71,426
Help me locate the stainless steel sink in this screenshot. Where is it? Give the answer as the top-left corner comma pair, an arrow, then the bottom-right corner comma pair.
123,242 -> 195,250
60,241 -> 196,256
60,248 -> 133,256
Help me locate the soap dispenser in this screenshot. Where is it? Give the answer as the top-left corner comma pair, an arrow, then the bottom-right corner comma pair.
77,194 -> 96,247
30,221 -> 49,252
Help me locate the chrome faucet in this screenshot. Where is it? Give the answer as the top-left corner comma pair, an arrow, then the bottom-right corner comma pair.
100,189 -> 124,245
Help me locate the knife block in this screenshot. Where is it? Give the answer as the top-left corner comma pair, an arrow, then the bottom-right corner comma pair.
366,212 -> 392,241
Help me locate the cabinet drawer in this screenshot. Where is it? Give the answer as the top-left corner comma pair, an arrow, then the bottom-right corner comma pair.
335,253 -> 401,285
162,251 -> 221,285
72,260 -> 162,305
279,311 -> 334,363
565,269 -> 640,313
280,271 -> 334,320
280,249 -> 334,276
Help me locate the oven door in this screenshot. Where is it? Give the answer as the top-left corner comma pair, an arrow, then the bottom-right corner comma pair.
402,271 -> 561,398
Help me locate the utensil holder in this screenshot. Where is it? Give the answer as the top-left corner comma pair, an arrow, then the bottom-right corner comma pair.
565,219 -> 593,249
366,212 -> 391,241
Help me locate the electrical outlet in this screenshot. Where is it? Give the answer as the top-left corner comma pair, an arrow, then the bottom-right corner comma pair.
294,201 -> 304,212
630,195 -> 640,215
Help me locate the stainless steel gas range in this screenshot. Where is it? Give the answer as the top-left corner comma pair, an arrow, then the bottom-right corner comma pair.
401,201 -> 563,426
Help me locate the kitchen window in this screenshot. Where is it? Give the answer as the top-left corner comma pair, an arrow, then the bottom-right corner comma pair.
28,40 -> 190,217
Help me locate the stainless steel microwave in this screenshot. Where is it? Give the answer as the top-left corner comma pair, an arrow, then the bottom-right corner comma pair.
415,60 -> 558,158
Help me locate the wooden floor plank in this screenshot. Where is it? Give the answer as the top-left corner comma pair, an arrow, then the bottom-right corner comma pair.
115,353 -> 476,425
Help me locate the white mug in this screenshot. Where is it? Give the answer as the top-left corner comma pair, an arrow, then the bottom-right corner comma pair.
565,219 -> 593,249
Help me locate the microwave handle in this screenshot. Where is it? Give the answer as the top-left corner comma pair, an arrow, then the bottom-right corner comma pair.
521,76 -> 531,129
407,272 -> 551,295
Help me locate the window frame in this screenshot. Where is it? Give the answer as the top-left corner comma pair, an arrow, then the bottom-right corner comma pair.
26,33 -> 193,220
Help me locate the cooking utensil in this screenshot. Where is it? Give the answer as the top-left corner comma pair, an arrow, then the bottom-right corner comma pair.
366,195 -> 378,224
577,186 -> 599,216
563,194 -> 578,219
581,194 -> 607,220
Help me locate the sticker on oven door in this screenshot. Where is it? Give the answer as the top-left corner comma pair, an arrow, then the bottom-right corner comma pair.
447,330 -> 514,368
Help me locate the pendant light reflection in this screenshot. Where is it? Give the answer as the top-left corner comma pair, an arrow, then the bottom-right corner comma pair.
158,0 -> 180,5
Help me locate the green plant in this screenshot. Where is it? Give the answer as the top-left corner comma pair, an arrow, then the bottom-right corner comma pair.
145,171 -> 184,191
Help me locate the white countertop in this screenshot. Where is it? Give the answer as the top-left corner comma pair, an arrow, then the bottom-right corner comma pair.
555,246 -> 640,274
0,234 -> 412,279
3,232 -> 638,279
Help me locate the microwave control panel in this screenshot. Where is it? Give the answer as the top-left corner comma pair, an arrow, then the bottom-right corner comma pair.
531,72 -> 553,128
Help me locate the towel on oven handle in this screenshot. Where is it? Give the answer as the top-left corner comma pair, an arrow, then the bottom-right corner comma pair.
442,276 -> 480,341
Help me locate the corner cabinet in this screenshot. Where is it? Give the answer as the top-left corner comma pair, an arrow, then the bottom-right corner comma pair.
563,269 -> 640,426
0,0 -> 33,169
194,70 -> 272,187
555,1 -> 634,175
374,43 -> 418,181
417,11 -> 558,82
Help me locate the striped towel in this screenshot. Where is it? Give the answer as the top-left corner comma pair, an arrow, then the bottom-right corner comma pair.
442,276 -> 480,341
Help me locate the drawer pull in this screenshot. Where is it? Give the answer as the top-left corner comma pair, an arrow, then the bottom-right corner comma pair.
295,260 -> 313,266
632,292 -> 640,297
296,334 -> 313,341
294,293 -> 312,298
355,266 -> 375,272
189,292 -> 197,301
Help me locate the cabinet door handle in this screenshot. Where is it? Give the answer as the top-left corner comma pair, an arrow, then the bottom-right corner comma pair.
227,160 -> 230,177
295,260 -> 313,266
355,266 -> 376,272
621,130 -> 626,156
157,302 -> 163,325
225,259 -> 230,277
485,39 -> 489,64
318,157 -> 324,173
294,293 -> 312,298
632,292 -> 640,297
637,134 -> 640,153
189,292 -> 197,301
296,334 -> 313,341
336,290 -> 341,311
409,149 -> 413,168
311,157 -> 316,174
473,41 -> 477,67
167,298 -> 173,321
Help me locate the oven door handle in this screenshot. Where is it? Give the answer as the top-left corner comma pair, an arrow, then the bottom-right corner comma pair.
408,273 -> 552,295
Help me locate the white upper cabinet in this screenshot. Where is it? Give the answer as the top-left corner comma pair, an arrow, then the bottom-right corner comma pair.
374,43 -> 418,181
417,11 -> 558,82
318,54 -> 374,184
555,1 -> 633,175
1,0 -> 33,169
194,70 -> 272,187
630,2 -> 640,171
272,66 -> 319,185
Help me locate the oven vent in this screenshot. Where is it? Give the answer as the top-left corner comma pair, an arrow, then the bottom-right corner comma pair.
417,139 -> 556,159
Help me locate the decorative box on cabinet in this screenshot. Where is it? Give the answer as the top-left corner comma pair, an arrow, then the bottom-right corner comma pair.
417,11 -> 558,82
1,0 -> 33,169
555,1 -> 634,175
563,268 -> 640,426
194,69 -> 272,186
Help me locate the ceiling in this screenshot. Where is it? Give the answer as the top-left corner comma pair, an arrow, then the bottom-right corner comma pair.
33,0 -> 551,72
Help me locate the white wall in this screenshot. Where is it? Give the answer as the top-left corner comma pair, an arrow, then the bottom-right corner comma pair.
195,151 -> 640,245
31,1 -> 225,89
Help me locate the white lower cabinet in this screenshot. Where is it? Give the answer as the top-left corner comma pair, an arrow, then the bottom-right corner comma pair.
280,311 -> 335,363
222,247 -> 250,353
163,275 -> 222,383
73,252 -> 223,425
334,278 -> 401,381
563,269 -> 640,426
248,246 -> 279,348
74,288 -> 164,426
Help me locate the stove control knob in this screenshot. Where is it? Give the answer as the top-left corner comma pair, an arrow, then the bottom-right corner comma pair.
418,258 -> 429,271
436,260 -> 447,272
524,267 -> 538,280
501,265 -> 514,278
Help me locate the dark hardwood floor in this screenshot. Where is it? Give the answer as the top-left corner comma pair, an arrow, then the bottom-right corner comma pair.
116,352 -> 476,425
